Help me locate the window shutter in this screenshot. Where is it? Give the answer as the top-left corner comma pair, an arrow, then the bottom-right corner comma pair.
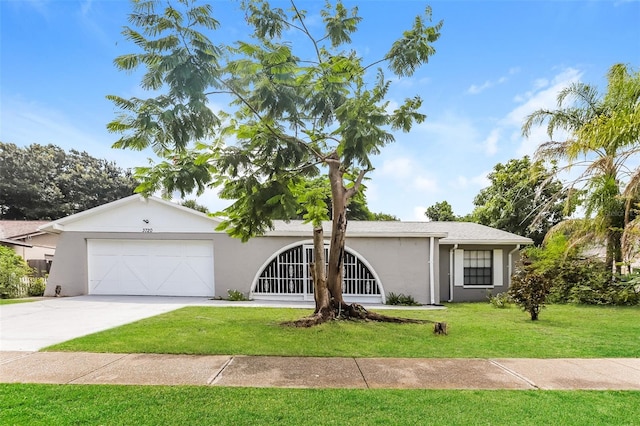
454,249 -> 464,287
493,249 -> 503,286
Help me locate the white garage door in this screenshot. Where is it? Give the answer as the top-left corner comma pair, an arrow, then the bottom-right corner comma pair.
88,239 -> 214,296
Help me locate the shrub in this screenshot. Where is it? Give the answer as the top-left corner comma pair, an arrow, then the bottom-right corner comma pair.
386,292 -> 420,306
27,277 -> 47,297
508,258 -> 552,320
523,233 -> 622,305
569,273 -> 640,306
226,289 -> 249,301
487,291 -> 511,308
0,246 -> 34,299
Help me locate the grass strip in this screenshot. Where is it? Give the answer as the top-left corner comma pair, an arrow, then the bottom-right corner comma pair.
0,298 -> 40,305
2,384 -> 639,426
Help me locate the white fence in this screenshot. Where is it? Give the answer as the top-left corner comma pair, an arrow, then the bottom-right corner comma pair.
8,276 -> 47,298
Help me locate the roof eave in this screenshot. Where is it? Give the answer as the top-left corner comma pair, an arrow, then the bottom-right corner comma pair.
0,238 -> 33,248
265,231 -> 449,238
440,239 -> 533,245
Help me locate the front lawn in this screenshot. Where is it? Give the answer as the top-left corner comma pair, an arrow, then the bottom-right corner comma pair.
2,384 -> 639,425
45,303 -> 640,358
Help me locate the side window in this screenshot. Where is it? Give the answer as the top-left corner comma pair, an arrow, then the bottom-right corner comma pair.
463,250 -> 492,286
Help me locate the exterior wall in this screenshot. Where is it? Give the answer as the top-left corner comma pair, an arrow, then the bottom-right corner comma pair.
222,236 -> 437,305
212,235 -> 303,299
439,244 -> 520,303
11,233 -> 57,262
46,230 -> 440,304
44,232 -> 218,297
346,237 -> 434,304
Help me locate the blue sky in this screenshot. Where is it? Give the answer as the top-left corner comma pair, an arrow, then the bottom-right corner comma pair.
1,0 -> 639,220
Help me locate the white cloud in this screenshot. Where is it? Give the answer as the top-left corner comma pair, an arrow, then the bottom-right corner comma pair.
413,176 -> 438,192
483,128 -> 500,156
451,171 -> 490,190
467,80 -> 493,95
415,110 -> 480,150
379,157 -> 415,179
378,157 -> 438,193
508,67 -> 583,156
467,67 -> 584,159
467,72 -> 509,95
412,206 -> 429,221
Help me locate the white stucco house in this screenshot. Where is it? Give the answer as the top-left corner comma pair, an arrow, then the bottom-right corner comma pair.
39,194 -> 532,304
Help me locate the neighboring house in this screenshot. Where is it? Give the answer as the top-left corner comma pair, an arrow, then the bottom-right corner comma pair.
0,220 -> 57,275
39,195 -> 532,303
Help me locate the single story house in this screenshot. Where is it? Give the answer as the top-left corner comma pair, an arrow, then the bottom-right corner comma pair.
39,194 -> 532,304
0,220 -> 57,275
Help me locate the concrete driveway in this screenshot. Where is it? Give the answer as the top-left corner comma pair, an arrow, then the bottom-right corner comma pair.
0,295 -> 219,351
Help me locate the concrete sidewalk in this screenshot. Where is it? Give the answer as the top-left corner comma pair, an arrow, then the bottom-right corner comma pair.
2,352 -> 639,390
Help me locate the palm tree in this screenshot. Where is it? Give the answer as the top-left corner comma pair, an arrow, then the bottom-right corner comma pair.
522,63 -> 640,273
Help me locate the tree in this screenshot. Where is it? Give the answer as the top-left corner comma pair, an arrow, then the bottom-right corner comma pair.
371,212 -> 399,221
108,0 -> 442,326
0,246 -> 34,299
0,143 -> 138,220
425,200 -> 457,221
469,157 -> 569,246
522,63 -> 640,271
508,255 -> 552,321
181,199 -> 209,213
280,175 -> 395,221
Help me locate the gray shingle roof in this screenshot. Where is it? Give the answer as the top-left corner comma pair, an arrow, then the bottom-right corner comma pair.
267,220 -> 533,245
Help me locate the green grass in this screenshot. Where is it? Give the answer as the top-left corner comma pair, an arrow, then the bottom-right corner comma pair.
46,303 -> 640,358
0,297 -> 40,305
1,384 -> 639,425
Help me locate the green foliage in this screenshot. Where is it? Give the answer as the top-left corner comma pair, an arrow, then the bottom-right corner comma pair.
570,274 -> 640,306
487,291 -> 512,309
226,289 -> 249,301
181,199 -> 209,214
0,143 -> 137,220
523,232 -> 637,306
522,64 -> 640,271
109,0 -> 441,242
0,246 -> 33,299
508,257 -> 552,320
370,212 -> 399,221
469,157 -> 569,245
425,200 -> 457,221
385,292 -> 420,306
27,277 -> 46,297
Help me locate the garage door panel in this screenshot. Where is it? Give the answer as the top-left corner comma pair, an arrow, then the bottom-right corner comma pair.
88,240 -> 214,296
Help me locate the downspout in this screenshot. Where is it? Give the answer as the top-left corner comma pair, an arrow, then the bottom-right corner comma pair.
429,236 -> 436,305
508,244 -> 520,287
448,244 -> 458,302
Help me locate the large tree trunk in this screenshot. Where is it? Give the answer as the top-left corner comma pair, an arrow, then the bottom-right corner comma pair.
284,153 -> 447,334
326,157 -> 348,307
605,225 -> 623,275
311,226 -> 330,315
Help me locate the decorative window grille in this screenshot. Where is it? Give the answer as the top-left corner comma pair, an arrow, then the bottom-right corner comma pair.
463,250 -> 492,285
254,244 -> 381,298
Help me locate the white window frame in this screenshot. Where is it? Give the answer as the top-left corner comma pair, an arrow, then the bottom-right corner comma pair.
454,248 -> 503,289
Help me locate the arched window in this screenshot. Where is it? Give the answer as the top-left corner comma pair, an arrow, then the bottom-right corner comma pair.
251,242 -> 384,303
